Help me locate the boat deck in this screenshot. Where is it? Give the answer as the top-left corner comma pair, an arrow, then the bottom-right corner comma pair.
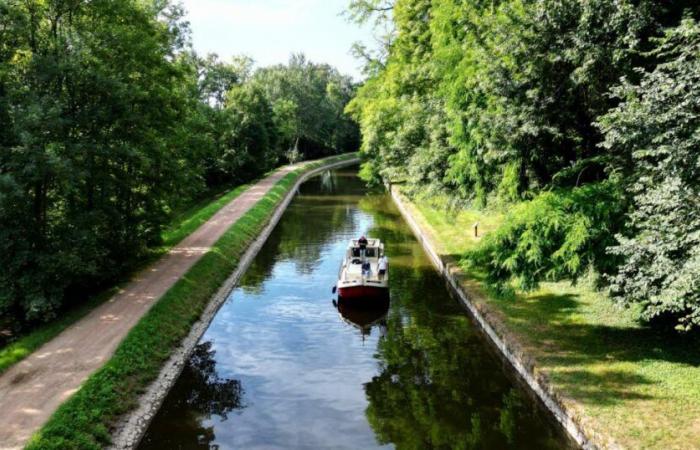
343,259 -> 383,283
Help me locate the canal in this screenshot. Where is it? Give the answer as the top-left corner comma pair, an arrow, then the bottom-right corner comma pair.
139,167 -> 575,449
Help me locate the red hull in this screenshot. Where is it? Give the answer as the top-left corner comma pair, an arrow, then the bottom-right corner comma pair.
337,285 -> 389,309
338,285 -> 386,298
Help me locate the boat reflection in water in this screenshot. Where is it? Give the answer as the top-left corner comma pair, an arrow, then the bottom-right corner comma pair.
335,299 -> 389,339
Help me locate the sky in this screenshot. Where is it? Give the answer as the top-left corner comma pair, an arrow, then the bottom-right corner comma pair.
179,0 -> 377,80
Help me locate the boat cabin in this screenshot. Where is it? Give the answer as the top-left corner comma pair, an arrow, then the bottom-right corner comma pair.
348,238 -> 384,260
341,238 -> 386,283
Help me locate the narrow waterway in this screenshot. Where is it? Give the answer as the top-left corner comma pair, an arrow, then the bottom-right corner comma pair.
139,167 -> 575,449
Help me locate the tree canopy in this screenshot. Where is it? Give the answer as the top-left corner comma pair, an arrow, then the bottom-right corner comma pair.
348,0 -> 700,330
601,18 -> 700,330
0,0 -> 358,332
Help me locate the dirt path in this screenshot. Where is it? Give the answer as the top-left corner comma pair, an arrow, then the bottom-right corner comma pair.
0,165 -> 300,450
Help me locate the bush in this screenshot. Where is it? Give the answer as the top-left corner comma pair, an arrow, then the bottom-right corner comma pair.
466,181 -> 625,291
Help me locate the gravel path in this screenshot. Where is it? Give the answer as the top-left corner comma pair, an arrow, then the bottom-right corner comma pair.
0,165 -> 298,450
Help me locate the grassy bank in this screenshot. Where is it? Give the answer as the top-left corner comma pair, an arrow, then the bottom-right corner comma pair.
25,153 -> 356,450
399,191 -> 700,449
161,182 -> 253,249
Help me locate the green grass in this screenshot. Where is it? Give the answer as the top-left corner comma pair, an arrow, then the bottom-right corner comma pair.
400,191 -> 700,449
25,153 -> 356,450
161,183 -> 252,248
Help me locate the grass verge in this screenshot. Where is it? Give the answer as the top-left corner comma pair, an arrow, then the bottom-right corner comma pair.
161,183 -> 253,248
399,190 -> 700,449
25,153 -> 356,450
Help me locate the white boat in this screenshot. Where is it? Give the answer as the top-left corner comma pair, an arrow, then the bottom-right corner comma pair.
336,238 -> 389,307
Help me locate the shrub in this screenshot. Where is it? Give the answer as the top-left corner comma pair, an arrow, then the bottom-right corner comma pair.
466,181 -> 625,291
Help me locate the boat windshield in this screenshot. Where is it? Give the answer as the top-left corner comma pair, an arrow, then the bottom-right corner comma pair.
349,239 -> 381,259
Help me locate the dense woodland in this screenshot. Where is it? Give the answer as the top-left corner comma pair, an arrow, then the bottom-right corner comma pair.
348,0 -> 700,330
3,0 -> 700,335
0,1 -> 358,331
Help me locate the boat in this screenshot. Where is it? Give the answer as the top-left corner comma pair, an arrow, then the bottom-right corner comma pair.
335,237 -> 389,307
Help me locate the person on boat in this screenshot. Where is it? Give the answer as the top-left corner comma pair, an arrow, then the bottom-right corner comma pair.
378,255 -> 388,279
362,260 -> 371,277
358,235 -> 368,250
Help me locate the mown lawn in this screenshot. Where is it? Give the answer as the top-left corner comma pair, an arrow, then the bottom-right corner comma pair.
402,191 -> 700,449
25,153 -> 356,449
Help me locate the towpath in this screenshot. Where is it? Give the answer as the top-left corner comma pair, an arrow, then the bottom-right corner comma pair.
0,164 -> 300,450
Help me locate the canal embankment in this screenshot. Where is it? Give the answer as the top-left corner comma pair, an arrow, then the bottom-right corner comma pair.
389,187 -> 593,449
389,187 -> 700,450
18,154 -> 358,450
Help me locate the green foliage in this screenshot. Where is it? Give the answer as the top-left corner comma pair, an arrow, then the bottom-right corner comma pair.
0,1 -> 359,333
251,54 -> 360,159
467,182 -> 625,291
348,0 -> 700,328
349,0 -> 665,200
0,0 -> 192,326
600,18 -> 700,330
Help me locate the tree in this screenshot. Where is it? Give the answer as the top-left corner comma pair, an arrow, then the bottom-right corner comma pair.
601,18 -> 700,330
252,55 -> 359,160
0,2 -> 359,332
0,0 -> 192,323
219,82 -> 280,178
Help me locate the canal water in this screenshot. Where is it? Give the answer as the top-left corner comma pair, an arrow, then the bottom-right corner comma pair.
139,168 -> 575,449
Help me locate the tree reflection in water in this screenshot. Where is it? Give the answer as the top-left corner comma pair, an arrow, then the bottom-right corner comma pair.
363,286 -> 569,450
139,342 -> 244,449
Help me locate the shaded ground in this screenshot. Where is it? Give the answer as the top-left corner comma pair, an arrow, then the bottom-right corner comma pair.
0,165 -> 298,450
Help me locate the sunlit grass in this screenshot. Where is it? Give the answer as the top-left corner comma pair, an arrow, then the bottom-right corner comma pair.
408,191 -> 503,257
25,153 -> 356,449
399,191 -> 700,449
